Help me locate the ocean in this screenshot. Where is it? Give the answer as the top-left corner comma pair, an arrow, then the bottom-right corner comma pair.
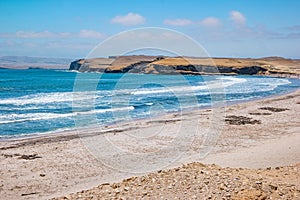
0,68 -> 299,138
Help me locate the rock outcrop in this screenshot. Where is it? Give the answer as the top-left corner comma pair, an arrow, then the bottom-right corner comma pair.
69,56 -> 300,76
69,59 -> 84,71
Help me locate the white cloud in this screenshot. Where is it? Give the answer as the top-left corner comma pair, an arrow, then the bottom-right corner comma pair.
200,17 -> 221,28
0,30 -> 105,39
164,19 -> 193,26
164,17 -> 221,27
77,30 -> 104,38
15,31 -> 69,38
111,13 -> 145,26
229,11 -> 246,26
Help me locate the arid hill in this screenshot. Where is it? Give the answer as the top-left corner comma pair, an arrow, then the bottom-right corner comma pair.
0,56 -> 71,69
69,56 -> 300,76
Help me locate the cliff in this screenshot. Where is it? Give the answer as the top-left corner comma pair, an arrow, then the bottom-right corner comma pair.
69,56 -> 300,76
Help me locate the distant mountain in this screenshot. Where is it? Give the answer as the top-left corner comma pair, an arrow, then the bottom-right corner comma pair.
0,56 -> 73,69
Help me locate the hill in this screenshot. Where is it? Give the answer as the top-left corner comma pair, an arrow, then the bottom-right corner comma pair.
69,56 -> 300,76
0,56 -> 72,69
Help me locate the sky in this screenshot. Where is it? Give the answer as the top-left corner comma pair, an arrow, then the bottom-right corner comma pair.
0,0 -> 300,59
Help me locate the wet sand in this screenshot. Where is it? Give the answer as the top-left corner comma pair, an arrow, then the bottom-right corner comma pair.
0,89 -> 299,199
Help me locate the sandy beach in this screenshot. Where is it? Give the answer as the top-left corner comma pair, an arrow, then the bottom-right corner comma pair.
0,89 -> 299,199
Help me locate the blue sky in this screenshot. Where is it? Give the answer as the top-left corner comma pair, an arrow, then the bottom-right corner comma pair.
0,0 -> 300,58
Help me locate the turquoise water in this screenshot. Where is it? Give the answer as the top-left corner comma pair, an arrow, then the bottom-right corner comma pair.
0,68 -> 299,138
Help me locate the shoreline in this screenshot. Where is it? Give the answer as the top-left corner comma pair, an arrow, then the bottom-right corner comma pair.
1,77 -> 299,143
0,88 -> 299,199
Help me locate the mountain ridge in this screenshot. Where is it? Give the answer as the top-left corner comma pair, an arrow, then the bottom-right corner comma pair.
0,56 -> 72,69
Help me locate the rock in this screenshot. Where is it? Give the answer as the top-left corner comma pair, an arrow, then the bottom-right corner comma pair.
69,59 -> 84,71
269,184 -> 278,190
63,195 -> 71,199
53,162 -> 300,200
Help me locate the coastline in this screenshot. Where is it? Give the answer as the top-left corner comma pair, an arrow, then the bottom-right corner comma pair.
0,88 -> 299,199
1,74 -> 299,142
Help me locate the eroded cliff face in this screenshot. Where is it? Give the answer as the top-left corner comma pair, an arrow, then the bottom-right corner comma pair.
69,59 -> 85,71
69,56 -> 300,76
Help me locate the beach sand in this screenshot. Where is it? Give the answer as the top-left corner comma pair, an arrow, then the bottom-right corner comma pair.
0,89 -> 299,199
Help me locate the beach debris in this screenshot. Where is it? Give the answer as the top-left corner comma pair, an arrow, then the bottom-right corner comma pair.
1,153 -> 42,160
18,154 -> 42,160
1,153 -> 20,158
21,192 -> 38,196
225,115 -> 261,125
249,112 -> 272,116
259,107 -> 289,112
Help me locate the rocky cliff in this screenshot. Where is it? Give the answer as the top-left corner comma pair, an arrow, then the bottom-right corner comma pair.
69,56 -> 300,76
